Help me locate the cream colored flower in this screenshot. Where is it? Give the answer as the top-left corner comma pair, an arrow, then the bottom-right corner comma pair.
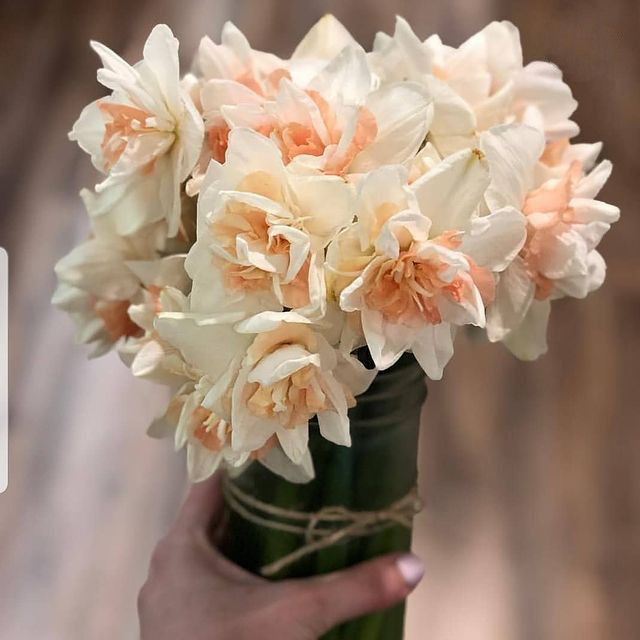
150,376 -> 249,483
185,21 -> 289,193
229,311 -> 375,466
221,45 -> 433,176
327,151 -> 526,378
52,225 -> 171,356
117,263 -> 191,384
371,18 -> 578,156
186,127 -> 356,318
481,124 -> 620,359
139,293 -> 264,482
149,306 -> 370,481
195,22 -> 287,97
70,25 -> 204,237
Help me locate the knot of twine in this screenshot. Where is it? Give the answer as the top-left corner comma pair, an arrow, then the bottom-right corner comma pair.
222,475 -> 423,577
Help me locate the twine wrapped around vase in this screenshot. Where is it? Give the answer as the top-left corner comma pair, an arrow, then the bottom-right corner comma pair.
222,474 -> 423,577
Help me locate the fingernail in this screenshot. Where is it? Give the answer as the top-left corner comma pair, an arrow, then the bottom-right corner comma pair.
396,554 -> 424,588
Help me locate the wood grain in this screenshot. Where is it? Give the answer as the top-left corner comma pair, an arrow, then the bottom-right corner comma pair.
0,1 -> 637,638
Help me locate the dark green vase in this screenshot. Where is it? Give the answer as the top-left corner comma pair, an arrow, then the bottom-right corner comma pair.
220,351 -> 427,639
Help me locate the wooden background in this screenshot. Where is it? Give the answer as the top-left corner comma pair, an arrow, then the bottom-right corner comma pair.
0,1 -> 638,638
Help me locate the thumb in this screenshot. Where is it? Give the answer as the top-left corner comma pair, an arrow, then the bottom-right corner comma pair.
174,473 -> 225,532
291,553 -> 424,635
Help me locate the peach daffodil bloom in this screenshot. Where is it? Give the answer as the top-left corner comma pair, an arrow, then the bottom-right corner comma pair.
149,376 -> 250,483
185,22 -> 289,191
186,127 -> 356,318
141,300 -> 254,483
195,21 -> 288,99
327,151 -> 526,378
221,45 -> 433,176
481,124 -> 620,359
69,25 -> 204,237
150,308 -> 373,481
229,312 -> 376,468
52,224 -> 178,357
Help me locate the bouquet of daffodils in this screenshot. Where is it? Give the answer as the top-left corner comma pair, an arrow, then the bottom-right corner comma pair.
54,14 -> 619,611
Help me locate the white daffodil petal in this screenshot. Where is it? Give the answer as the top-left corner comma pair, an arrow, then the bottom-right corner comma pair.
277,423 -> 309,465
376,211 -> 432,258
141,24 -> 181,116
503,299 -> 551,361
69,99 -> 107,172
269,225 -> 310,283
480,123 -> 545,210
350,82 -> 433,173
235,310 -> 312,334
292,15 -> 358,62
54,238 -> 142,299
361,308 -> 412,370
411,147 -> 490,236
224,127 -> 286,189
80,170 -> 168,237
287,174 -> 356,242
187,444 -> 223,483
356,165 -> 412,248
318,410 -> 350,447
411,323 -> 455,380
486,258 -> 536,342
248,345 -> 320,386
231,367 -> 279,452
130,339 -> 166,378
308,45 -> 372,104
334,352 -> 377,396
258,446 -> 315,483
155,313 -> 251,381
573,160 -> 613,200
460,206 -> 526,271
569,198 -> 620,225
125,254 -> 188,290
201,79 -> 265,114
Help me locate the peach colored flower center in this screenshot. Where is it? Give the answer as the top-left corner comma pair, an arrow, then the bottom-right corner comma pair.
280,122 -> 325,160
246,364 -> 330,429
94,299 -> 143,341
276,90 -> 378,173
192,407 -> 230,452
207,125 -> 230,164
324,105 -> 378,175
210,178 -> 312,308
235,68 -> 291,98
363,237 -> 494,326
99,103 -> 156,171
520,161 -> 582,300
212,205 -> 286,294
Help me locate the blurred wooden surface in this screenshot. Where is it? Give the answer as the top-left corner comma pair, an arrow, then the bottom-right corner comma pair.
0,1 -> 638,639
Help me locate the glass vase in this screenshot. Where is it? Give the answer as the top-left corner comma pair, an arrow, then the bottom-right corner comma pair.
220,352 -> 427,639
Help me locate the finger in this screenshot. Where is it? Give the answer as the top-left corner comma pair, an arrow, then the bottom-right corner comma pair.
174,473 -> 225,532
293,553 -> 424,634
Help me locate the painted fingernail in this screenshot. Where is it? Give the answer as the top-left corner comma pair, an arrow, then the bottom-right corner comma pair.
396,554 -> 424,588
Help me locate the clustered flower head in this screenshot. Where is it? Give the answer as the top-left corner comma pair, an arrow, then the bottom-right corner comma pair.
54,16 -> 620,482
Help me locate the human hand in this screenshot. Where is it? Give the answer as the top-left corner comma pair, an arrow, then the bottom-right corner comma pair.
138,474 -> 425,640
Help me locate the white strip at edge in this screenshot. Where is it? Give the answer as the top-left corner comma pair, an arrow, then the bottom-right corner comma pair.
1,248 -> 7,493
